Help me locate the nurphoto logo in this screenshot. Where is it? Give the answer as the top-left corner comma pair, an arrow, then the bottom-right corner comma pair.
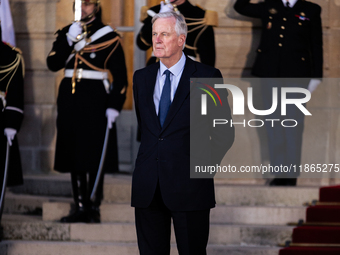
200,83 -> 312,128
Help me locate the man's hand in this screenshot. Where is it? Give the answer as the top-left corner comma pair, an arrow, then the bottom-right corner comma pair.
4,128 -> 17,146
106,108 -> 120,129
307,79 -> 321,93
66,22 -> 83,46
159,1 -> 174,13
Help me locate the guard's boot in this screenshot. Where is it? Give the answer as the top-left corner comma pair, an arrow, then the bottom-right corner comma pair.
0,225 -> 3,242
60,173 -> 90,223
88,173 -> 104,223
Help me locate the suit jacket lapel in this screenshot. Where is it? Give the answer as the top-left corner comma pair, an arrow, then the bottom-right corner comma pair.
161,57 -> 196,131
146,62 -> 162,130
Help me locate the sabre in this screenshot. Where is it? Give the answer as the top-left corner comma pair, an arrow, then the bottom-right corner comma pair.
72,0 -> 88,42
74,0 -> 82,22
0,141 -> 10,222
90,125 -> 109,202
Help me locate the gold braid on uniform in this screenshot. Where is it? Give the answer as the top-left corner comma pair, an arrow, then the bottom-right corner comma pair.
184,17 -> 207,54
184,10 -> 218,56
0,46 -> 25,100
71,36 -> 120,94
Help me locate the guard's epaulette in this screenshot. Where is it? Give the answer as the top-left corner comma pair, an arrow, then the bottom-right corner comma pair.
196,4 -> 204,10
5,42 -> 23,55
195,4 -> 218,27
140,6 -> 149,22
54,29 -> 61,35
204,10 -> 218,27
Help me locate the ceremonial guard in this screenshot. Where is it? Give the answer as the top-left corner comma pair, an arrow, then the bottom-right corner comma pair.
136,0 -> 218,67
0,37 -> 25,231
46,0 -> 127,222
234,0 -> 323,186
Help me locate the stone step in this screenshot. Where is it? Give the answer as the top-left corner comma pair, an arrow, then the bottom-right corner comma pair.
1,215 -> 293,246
214,184 -> 319,206
0,241 -> 280,255
10,175 -> 320,206
4,187 -> 315,219
10,174 -> 132,203
3,192 -> 72,215
42,202 -> 306,225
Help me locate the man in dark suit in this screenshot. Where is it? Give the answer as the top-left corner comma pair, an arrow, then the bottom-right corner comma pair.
234,0 -> 323,186
132,11 -> 234,255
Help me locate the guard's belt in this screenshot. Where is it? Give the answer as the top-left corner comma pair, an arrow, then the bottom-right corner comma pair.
64,69 -> 110,93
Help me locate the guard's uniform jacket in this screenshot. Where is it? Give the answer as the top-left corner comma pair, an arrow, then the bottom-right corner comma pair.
234,0 -> 323,78
137,1 -> 218,67
47,18 -> 128,174
0,42 -> 24,187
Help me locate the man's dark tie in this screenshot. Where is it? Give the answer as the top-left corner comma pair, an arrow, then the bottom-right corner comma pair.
158,70 -> 171,127
286,0 -> 290,8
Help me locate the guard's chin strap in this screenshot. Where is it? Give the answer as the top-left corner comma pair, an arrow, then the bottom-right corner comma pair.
81,14 -> 94,23
169,0 -> 180,4
81,6 -> 98,23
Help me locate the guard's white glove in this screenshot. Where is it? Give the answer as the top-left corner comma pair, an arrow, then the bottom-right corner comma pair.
66,22 -> 83,46
4,128 -> 17,146
159,1 -> 174,13
147,10 -> 157,17
307,79 -> 321,93
106,108 -> 120,129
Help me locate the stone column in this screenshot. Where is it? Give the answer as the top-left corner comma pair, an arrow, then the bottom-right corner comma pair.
11,0 -> 59,174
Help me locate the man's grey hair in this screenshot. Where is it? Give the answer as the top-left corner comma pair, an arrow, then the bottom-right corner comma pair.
152,11 -> 188,39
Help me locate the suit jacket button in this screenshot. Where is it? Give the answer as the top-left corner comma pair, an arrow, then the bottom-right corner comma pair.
159,138 -> 164,141
278,43 -> 282,47
283,18 -> 287,21
302,57 -> 305,61
280,34 -> 284,38
258,49 -> 262,52
281,26 -> 285,30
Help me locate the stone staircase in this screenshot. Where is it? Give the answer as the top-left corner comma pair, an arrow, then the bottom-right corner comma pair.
0,174 -> 320,255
